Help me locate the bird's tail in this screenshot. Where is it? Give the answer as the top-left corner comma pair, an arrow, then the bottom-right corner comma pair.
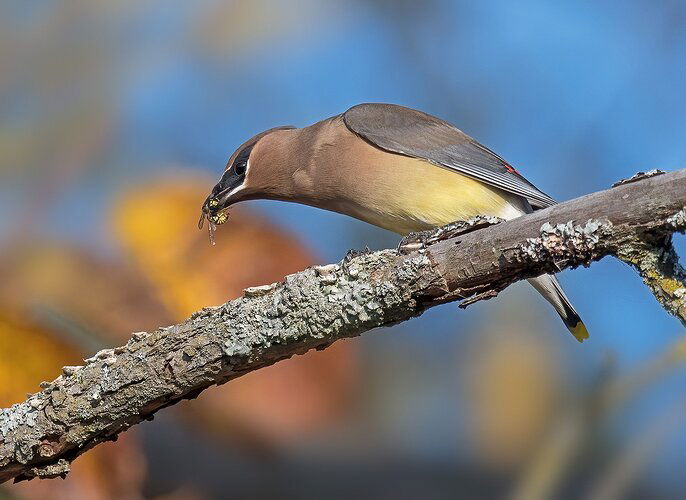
528,274 -> 589,342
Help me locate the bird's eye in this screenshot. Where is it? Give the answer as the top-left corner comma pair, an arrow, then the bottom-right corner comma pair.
234,162 -> 247,176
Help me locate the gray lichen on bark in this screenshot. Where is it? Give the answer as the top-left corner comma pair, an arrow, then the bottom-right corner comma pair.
517,219 -> 614,268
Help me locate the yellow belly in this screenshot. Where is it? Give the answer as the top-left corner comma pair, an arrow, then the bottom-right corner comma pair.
338,159 -> 529,235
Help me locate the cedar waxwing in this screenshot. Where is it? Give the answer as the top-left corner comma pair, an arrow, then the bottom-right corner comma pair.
200,103 -> 589,342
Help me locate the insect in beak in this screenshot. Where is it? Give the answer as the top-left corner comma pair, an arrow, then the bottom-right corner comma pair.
199,197 -> 229,245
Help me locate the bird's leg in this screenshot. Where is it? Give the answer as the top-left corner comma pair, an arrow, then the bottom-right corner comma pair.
396,231 -> 426,254
397,215 -> 505,254
343,246 -> 372,263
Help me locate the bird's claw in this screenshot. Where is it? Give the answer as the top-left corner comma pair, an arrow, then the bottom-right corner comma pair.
397,216 -> 505,255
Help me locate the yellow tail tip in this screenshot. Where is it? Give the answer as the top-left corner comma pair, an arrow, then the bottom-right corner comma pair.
569,322 -> 590,343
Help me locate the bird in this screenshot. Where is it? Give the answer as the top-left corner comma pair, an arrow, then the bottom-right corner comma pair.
200,103 -> 589,342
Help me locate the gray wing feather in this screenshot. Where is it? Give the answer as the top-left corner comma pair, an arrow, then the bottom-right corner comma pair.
342,103 -> 556,208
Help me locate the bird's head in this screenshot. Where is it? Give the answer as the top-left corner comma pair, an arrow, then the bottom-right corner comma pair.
200,126 -> 295,240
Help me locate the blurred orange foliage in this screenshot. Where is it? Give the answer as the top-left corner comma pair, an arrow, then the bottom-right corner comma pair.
0,172 -> 359,497
111,174 -> 359,446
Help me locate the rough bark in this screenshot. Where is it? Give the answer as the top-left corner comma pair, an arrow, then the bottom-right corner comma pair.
1,169 -> 686,484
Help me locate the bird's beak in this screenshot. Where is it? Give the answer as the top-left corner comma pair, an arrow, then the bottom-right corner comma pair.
199,185 -> 234,229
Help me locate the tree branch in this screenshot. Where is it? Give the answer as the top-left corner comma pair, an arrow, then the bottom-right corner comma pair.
2,169 -> 686,483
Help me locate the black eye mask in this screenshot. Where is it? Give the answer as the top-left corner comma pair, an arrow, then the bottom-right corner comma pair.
211,143 -> 253,198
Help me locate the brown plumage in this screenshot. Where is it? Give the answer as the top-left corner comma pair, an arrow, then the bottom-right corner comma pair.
201,103 -> 588,342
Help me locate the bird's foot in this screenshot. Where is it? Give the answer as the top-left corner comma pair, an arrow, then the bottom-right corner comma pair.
343,246 -> 372,262
397,215 -> 505,254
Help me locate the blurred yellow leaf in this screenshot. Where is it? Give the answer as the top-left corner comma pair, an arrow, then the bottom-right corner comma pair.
462,304 -> 563,470
193,0 -> 333,57
0,310 -> 79,405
